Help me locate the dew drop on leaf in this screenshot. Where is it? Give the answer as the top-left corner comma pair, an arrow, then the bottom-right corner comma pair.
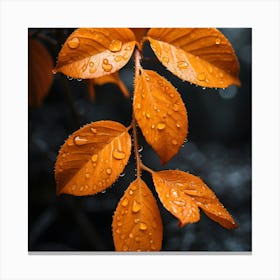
177,61 -> 188,69
121,198 -> 129,207
157,123 -> 166,130
91,154 -> 98,162
162,56 -> 169,63
112,149 -> 126,160
67,37 -> 80,49
197,73 -> 206,81
90,127 -> 97,133
109,39 -> 123,52
139,222 -> 147,231
132,200 -> 141,213
171,139 -> 178,145
74,135 -> 88,145
172,103 -> 179,112
215,37 -> 221,45
106,168 -> 112,175
114,55 -> 123,62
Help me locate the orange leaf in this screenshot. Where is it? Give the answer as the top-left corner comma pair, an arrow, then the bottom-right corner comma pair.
93,72 -> 129,98
130,28 -> 149,47
152,170 -> 238,229
134,69 -> 188,164
55,121 -> 131,196
53,28 -> 136,79
147,28 -> 240,88
112,178 -> 163,251
28,37 -> 53,107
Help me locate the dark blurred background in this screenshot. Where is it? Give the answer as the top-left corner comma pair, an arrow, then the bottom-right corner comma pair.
28,28 -> 251,251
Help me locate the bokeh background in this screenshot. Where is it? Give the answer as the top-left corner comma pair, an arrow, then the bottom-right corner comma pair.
28,28 -> 251,251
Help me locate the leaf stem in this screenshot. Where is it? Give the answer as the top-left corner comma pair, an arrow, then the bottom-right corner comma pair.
140,162 -> 154,174
132,115 -> 141,179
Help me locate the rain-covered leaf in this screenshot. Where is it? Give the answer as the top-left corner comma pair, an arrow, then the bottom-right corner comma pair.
53,28 -> 136,79
147,28 -> 240,88
134,69 -> 188,164
55,121 -> 131,196
152,170 -> 238,229
28,37 -> 53,107
112,178 -> 163,251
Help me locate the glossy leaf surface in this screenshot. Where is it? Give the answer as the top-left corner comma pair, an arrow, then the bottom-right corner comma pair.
55,121 -> 131,196
112,178 -> 163,251
134,69 -> 188,164
147,28 -> 240,88
28,37 -> 53,107
54,28 -> 136,79
152,170 -> 238,229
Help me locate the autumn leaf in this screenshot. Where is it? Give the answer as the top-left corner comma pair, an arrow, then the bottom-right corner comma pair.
134,69 -> 188,164
112,178 -> 163,251
28,37 -> 53,107
147,28 -> 240,88
130,28 -> 149,48
55,121 -> 131,196
152,170 -> 238,229
92,72 -> 129,98
53,28 -> 136,79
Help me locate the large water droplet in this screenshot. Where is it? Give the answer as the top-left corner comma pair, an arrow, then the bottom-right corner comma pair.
68,37 -> 80,49
109,39 -> 122,52
102,61 -> 113,72
157,123 -> 166,130
113,149 -> 126,160
177,61 -> 188,69
132,200 -> 141,213
91,154 -> 98,162
74,135 -> 88,145
121,198 -> 129,207
139,222 -> 147,231
197,73 -> 206,81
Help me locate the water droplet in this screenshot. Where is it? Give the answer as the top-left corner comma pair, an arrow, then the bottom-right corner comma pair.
176,123 -> 181,128
151,124 -> 155,129
89,62 -> 97,74
119,173 -> 126,177
68,37 -> 80,49
121,198 -> 129,207
132,200 -> 141,213
80,186 -> 84,192
171,188 -> 178,198
209,66 -> 213,74
114,55 -> 123,62
177,61 -> 188,69
90,127 -> 97,133
215,37 -> 221,45
109,39 -> 122,52
102,62 -> 113,72
139,222 -> 147,231
134,218 -> 140,224
91,154 -> 98,162
120,234 -> 126,240
162,56 -> 169,63
141,93 -> 145,99
171,139 -> 178,145
129,190 -> 133,195
67,76 -> 73,81
157,123 -> 166,130
113,149 -> 126,160
172,103 -> 179,112
173,200 -> 186,206
62,153 -> 66,158
145,112 -> 151,119
125,45 -> 132,51
52,69 -> 57,74
169,93 -> 175,98
116,229 -> 121,234
219,72 -> 224,78
71,184 -> 77,191
117,222 -> 122,227
106,168 -> 112,175
85,173 -> 90,179
74,135 -> 88,145
150,239 -> 154,244
129,233 -> 134,238
138,146 -> 143,152
152,221 -> 157,229
197,73 -> 206,81
136,103 -> 141,109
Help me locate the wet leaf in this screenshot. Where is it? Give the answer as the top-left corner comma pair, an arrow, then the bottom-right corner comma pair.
92,72 -> 129,98
28,37 -> 53,107
152,170 -> 238,229
147,28 -> 240,88
55,121 -> 131,196
112,178 -> 163,251
134,69 -> 188,164
53,28 -> 136,79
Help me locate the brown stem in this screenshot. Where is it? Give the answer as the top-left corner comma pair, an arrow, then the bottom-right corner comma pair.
132,115 -> 141,179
